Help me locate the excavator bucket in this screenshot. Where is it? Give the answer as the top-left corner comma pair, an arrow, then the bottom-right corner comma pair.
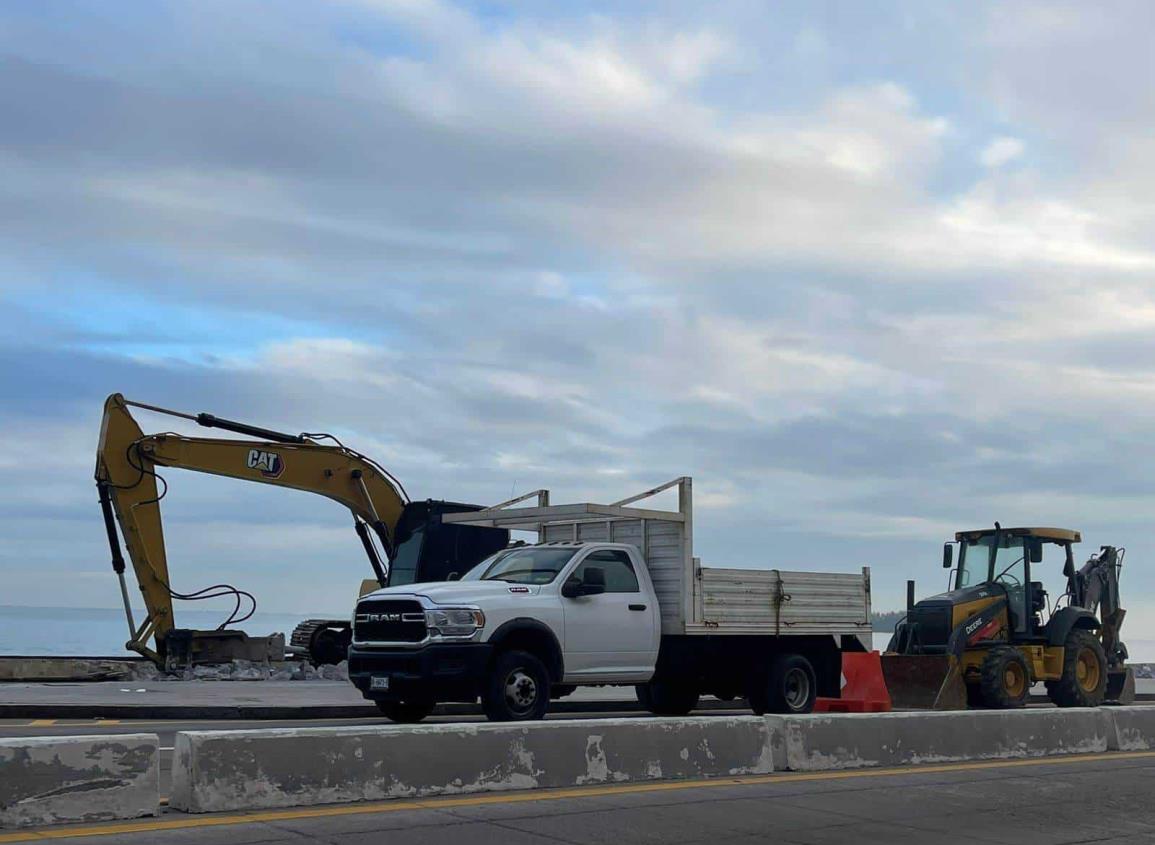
1106,667 -> 1136,705
880,654 -> 968,710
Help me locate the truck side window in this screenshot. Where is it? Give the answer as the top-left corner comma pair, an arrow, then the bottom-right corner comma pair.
574,550 -> 640,593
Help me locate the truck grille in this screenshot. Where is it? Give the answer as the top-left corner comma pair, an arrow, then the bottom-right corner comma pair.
353,599 -> 426,643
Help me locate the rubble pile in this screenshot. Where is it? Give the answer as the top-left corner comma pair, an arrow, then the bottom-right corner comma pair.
131,659 -> 350,682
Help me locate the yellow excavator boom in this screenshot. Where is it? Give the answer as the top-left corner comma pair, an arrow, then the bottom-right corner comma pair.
95,393 -> 407,663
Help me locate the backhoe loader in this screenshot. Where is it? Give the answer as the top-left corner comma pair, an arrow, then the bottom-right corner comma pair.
95,394 -> 508,668
882,525 -> 1134,709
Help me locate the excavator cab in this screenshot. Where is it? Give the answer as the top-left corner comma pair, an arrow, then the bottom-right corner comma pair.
388,500 -> 510,586
883,526 -> 1134,710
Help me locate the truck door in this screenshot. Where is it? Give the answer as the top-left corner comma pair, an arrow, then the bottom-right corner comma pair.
561,549 -> 658,681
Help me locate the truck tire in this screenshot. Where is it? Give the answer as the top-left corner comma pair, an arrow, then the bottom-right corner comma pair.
375,699 -> 435,723
1047,629 -> 1107,708
482,650 -> 550,721
750,653 -> 817,715
636,680 -> 699,716
978,646 -> 1030,709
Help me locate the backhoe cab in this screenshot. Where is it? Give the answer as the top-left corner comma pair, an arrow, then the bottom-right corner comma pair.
883,526 -> 1134,710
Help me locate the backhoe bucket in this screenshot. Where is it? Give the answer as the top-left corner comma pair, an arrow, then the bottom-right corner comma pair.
1106,667 -> 1136,705
880,654 -> 968,710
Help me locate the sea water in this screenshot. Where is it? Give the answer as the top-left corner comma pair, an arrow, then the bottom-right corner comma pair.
0,605 -> 338,656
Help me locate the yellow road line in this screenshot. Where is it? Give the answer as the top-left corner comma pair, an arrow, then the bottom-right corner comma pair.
3,750 -> 1154,843
4,716 -> 384,729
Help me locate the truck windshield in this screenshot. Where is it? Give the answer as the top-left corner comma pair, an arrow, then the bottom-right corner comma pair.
465,547 -> 577,585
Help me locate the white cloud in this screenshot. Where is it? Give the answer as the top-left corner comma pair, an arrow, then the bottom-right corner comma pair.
980,136 -> 1025,167
6,0 -> 1155,632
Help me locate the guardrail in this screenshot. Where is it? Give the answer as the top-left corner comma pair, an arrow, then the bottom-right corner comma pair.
0,733 -> 159,828
4,707 -> 1155,826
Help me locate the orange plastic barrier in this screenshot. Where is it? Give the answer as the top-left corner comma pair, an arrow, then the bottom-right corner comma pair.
813,650 -> 892,713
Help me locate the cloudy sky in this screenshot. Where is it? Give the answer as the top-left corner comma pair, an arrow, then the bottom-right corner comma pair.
3,1 -> 1155,638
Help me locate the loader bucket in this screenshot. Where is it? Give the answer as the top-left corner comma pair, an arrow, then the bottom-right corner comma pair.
880,654 -> 968,710
1106,667 -> 1136,705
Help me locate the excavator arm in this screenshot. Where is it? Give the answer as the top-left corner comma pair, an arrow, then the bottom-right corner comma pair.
95,393 -> 408,663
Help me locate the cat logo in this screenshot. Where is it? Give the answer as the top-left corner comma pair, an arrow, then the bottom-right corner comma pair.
246,449 -> 284,479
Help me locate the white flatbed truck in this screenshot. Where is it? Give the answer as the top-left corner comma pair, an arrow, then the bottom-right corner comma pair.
347,477 -> 872,722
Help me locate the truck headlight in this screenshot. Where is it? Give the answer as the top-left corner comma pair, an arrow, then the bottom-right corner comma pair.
425,607 -> 485,638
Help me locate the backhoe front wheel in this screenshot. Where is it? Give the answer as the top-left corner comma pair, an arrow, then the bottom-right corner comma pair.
1047,629 -> 1107,708
978,646 -> 1030,708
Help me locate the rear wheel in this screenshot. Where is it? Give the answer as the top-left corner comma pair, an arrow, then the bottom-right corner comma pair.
978,646 -> 1030,709
1048,629 -> 1107,707
636,680 -> 699,716
482,650 -> 550,721
375,699 -> 436,723
750,653 -> 817,715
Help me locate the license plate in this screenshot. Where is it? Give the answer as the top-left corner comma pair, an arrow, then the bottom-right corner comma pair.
370,676 -> 390,691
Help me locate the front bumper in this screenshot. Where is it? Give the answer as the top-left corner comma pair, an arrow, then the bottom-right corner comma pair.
348,643 -> 492,703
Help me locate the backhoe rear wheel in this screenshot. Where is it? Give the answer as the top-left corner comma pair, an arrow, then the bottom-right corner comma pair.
1047,629 -> 1107,708
978,646 -> 1030,709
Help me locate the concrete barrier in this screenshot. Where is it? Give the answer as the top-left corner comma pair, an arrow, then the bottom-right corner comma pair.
1108,706 -> 1155,750
171,716 -> 774,813
0,734 -> 159,828
768,708 -> 1115,771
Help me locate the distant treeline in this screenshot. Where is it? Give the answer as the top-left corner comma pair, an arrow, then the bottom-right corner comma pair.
871,610 -> 905,633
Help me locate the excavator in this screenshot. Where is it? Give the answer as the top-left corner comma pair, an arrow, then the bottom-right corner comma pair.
883,525 -> 1135,709
95,394 -> 509,668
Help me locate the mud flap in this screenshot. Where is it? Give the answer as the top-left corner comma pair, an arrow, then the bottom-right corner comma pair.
880,654 -> 968,710
1105,667 -> 1136,705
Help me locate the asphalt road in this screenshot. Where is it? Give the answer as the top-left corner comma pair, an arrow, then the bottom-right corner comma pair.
3,751 -> 1154,844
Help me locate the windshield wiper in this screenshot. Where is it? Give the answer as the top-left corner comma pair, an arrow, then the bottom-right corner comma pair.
485,567 -> 557,582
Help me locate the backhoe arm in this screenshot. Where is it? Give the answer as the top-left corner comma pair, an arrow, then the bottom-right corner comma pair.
95,393 -> 407,661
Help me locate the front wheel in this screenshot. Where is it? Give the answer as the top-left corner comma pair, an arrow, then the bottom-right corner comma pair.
978,646 -> 1030,709
482,650 -> 551,721
750,653 -> 817,715
375,699 -> 436,723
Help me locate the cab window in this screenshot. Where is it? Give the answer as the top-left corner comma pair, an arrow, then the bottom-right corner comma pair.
572,550 -> 640,593
993,537 -> 1028,633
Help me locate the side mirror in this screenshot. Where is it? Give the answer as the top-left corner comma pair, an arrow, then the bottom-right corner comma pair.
582,566 -> 606,596
562,566 -> 606,598
447,572 -> 460,582
1028,539 -> 1043,563
942,543 -> 953,569
1063,553 -> 1076,580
